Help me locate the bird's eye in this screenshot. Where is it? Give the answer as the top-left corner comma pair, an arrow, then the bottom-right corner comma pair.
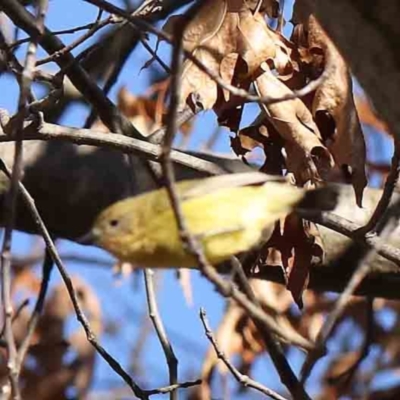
109,219 -> 119,227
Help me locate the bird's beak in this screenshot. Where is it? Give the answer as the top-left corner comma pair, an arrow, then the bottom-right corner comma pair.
76,229 -> 98,246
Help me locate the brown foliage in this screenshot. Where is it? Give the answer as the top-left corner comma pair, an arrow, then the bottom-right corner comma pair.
163,0 -> 369,308
1,266 -> 101,400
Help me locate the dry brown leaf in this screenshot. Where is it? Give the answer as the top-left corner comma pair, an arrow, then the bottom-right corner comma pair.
236,118 -> 286,175
219,53 -> 243,103
230,116 -> 269,156
235,4 -> 277,73
11,266 -> 41,298
251,280 -> 293,313
173,0 -> 278,110
255,64 -> 334,184
68,280 -> 101,397
325,351 -> 360,380
22,366 -> 78,400
261,214 -> 323,307
305,16 -> 367,205
2,275 -> 102,400
231,132 -> 261,156
299,292 -> 325,341
117,86 -> 164,136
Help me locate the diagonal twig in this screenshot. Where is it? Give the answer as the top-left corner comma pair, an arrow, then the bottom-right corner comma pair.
15,250 -> 53,371
0,160 -> 148,399
200,308 -> 288,400
143,269 -> 178,400
0,0 -> 47,397
358,143 -> 400,234
329,296 -> 374,388
300,202 -> 400,383
155,2 -> 312,398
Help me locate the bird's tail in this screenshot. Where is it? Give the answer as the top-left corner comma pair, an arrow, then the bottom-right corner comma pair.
296,185 -> 339,212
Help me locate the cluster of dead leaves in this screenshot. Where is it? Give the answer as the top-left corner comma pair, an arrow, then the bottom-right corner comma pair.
161,0 -> 387,397
162,0 -> 369,310
164,0 -> 368,307
172,0 -> 366,194
0,264 -> 101,400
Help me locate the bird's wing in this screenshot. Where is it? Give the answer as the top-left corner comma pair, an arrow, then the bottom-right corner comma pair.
181,171 -> 286,200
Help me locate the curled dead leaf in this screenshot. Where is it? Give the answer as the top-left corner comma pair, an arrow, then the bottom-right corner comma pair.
174,0 -> 279,110
260,214 -> 323,307
255,64 -> 334,184
306,16 -> 367,205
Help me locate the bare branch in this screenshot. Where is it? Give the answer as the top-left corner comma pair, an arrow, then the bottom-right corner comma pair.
0,0 -> 47,396
0,160 -> 148,399
358,144 -> 400,234
144,269 -> 178,400
15,250 -> 53,371
300,205 -> 400,382
0,116 -> 227,176
200,308 -> 288,400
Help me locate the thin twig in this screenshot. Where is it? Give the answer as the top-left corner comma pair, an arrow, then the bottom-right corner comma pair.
329,297 -> 374,387
300,210 -> 399,383
0,158 -> 200,399
36,15 -> 115,66
11,251 -> 112,270
229,258 -> 311,399
156,3 -> 312,399
81,0 -> 165,129
139,36 -> 171,74
0,299 -> 30,340
149,107 -> 196,145
0,0 -> 46,397
144,379 -> 202,396
143,269 -> 178,400
0,115 -> 228,177
358,144 -> 400,234
6,20 -> 107,49
0,160 -> 148,399
2,0 -> 143,139
298,210 -> 400,267
200,308 -> 288,400
155,0 -> 313,350
83,0 -> 327,109
15,249 -> 53,369
130,309 -> 153,378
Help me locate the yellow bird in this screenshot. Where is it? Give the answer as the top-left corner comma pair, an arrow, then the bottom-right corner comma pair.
80,172 -> 335,268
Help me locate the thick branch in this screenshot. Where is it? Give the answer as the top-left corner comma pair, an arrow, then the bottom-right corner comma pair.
0,130 -> 397,300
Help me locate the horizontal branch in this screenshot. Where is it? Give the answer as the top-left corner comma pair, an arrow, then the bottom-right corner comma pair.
0,116 -> 398,299
252,263 -> 400,300
0,119 -> 227,176
299,210 -> 400,267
